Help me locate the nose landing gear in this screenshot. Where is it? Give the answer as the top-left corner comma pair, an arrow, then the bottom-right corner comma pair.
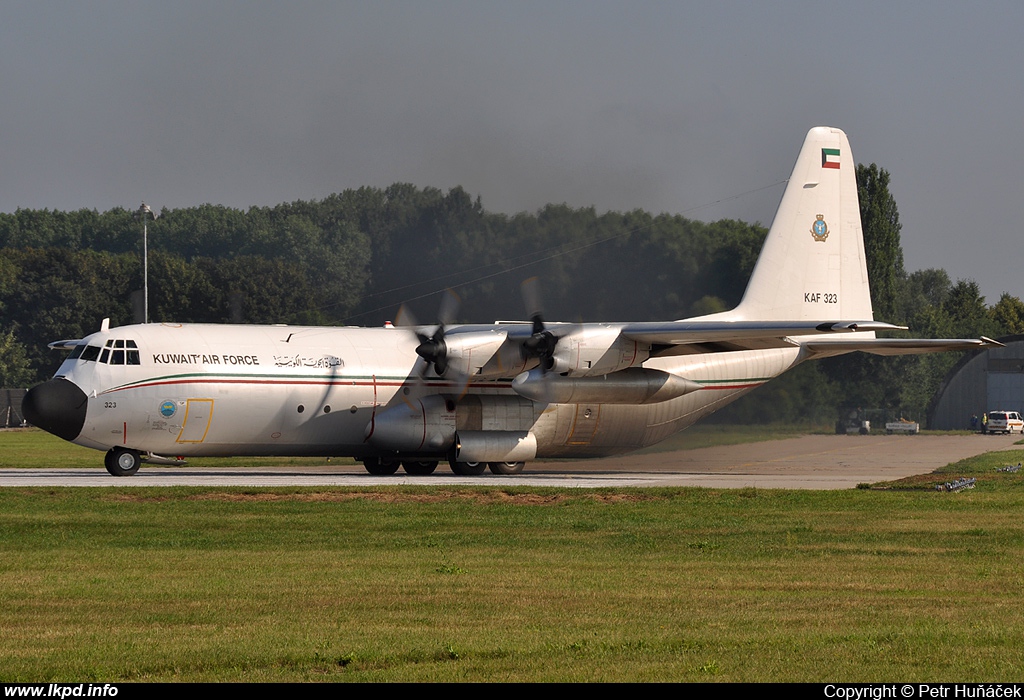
104,448 -> 141,476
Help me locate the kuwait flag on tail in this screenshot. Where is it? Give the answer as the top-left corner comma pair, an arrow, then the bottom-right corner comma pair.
821,148 -> 841,169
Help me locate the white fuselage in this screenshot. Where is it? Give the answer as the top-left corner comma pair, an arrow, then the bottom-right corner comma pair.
54,321 -> 803,460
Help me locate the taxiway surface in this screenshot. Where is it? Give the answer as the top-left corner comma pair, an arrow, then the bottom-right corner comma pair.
2,433 -> 1019,488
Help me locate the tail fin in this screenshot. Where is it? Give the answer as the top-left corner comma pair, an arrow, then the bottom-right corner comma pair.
720,126 -> 873,323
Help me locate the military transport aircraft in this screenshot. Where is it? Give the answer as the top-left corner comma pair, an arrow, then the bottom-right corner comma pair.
22,127 -> 998,476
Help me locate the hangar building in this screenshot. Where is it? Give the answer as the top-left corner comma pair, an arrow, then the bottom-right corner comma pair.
929,335 -> 1024,430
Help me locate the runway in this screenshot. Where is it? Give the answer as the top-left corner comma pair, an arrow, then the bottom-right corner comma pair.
2,433 -> 1019,488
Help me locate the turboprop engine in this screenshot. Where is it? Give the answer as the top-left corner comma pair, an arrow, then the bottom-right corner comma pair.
409,319 -> 512,380
544,326 -> 650,377
427,330 -> 508,379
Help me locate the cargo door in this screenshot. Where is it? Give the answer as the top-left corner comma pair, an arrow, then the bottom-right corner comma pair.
176,399 -> 214,443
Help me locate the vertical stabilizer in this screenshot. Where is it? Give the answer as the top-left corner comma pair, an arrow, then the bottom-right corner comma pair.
717,127 -> 873,323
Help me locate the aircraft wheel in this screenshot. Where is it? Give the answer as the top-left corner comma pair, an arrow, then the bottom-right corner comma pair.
402,460 -> 438,476
105,448 -> 141,477
488,461 -> 525,475
451,461 -> 486,476
363,457 -> 400,475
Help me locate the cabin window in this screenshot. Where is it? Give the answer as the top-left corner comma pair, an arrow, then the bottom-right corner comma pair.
111,350 -> 125,365
80,345 -> 100,362
69,344 -> 85,360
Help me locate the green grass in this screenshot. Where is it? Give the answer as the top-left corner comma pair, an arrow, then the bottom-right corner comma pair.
872,449 -> 1024,491
5,428 -> 1024,681
2,482 -> 1024,682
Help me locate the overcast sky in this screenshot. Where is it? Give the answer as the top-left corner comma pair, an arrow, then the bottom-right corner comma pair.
2,1 -> 1021,308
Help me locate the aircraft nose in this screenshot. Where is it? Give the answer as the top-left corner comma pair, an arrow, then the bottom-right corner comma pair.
22,378 -> 89,442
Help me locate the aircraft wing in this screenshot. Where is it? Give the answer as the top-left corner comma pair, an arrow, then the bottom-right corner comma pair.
483,319 -> 995,358
48,339 -> 83,350
618,321 -> 1000,358
619,320 -> 905,345
801,337 -> 1003,357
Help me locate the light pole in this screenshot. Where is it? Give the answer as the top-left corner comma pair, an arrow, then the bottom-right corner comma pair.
134,203 -> 155,323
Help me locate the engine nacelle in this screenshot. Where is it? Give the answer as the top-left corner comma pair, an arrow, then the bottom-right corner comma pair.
440,330 -> 508,379
550,326 -> 650,377
471,338 -> 530,379
365,394 -> 456,454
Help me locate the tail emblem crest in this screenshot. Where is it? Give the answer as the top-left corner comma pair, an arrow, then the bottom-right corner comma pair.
810,214 -> 830,243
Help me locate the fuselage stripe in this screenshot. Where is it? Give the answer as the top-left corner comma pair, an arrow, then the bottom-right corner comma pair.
698,382 -> 766,390
95,373 -> 769,395
695,377 -> 773,384
100,377 -> 514,395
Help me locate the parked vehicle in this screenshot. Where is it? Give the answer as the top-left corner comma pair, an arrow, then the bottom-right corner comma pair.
986,411 -> 1024,434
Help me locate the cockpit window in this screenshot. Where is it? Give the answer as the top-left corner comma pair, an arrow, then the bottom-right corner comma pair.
125,339 -> 140,363
82,338 -> 141,365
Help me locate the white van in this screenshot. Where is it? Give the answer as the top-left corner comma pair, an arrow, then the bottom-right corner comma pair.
986,411 -> 1024,434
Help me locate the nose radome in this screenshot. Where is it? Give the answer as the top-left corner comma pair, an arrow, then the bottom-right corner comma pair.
22,378 -> 88,442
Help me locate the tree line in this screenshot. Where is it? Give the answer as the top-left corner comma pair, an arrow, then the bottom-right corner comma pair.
2,170 -> 1022,425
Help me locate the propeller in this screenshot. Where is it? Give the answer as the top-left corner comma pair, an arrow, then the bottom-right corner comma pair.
396,289 -> 461,378
520,277 -> 559,371
519,277 -> 580,374
518,277 -> 584,404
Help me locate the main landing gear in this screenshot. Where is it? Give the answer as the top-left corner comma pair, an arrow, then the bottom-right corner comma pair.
361,458 -> 526,476
104,447 -> 141,477
402,461 -> 438,475
450,460 -> 486,476
362,457 -> 400,475
487,461 -> 525,475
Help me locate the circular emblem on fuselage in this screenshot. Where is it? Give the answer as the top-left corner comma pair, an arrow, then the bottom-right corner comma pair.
810,214 -> 829,242
159,400 -> 176,418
